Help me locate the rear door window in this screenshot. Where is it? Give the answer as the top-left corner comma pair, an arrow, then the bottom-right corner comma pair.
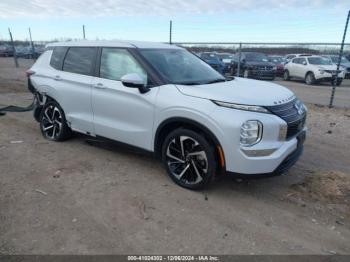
50,47 -> 68,70
63,47 -> 96,76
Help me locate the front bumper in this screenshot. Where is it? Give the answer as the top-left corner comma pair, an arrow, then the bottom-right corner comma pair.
315,71 -> 345,82
227,131 -> 305,178
210,105 -> 306,175
250,70 -> 276,79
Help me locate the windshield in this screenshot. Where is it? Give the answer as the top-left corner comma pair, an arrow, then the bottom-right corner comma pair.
217,54 -> 234,59
200,53 -> 221,63
330,56 -> 349,64
308,57 -> 333,65
244,53 -> 269,62
140,49 -> 225,85
269,57 -> 283,63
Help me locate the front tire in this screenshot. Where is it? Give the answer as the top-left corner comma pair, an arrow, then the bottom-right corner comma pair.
39,101 -> 72,141
305,72 -> 316,85
161,129 -> 216,190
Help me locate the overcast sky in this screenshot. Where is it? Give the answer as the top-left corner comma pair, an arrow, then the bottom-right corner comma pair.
0,0 -> 349,42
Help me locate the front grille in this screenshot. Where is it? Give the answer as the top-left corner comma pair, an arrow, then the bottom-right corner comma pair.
265,99 -> 306,139
255,65 -> 273,71
325,69 -> 342,74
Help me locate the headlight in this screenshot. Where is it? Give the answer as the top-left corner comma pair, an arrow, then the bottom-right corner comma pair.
319,69 -> 325,74
212,100 -> 270,114
240,120 -> 263,146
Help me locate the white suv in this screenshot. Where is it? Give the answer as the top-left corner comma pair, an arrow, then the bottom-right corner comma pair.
28,41 -> 307,189
284,55 -> 345,85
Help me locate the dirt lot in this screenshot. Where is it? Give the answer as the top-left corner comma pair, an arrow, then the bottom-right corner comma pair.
1,58 -> 350,255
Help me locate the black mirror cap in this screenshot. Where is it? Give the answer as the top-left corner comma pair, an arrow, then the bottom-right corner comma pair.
122,81 -> 150,94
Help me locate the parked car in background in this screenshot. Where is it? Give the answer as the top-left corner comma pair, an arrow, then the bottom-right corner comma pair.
15,46 -> 33,58
216,53 -> 235,74
0,45 -> 14,57
284,55 -> 345,85
344,53 -> 350,62
323,55 -> 350,79
232,52 -> 276,80
18,45 -> 45,59
199,52 -> 225,74
284,54 -> 313,64
268,55 -> 285,76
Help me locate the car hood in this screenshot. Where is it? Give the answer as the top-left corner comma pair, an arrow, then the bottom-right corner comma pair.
175,77 -> 295,106
316,64 -> 339,70
340,62 -> 350,68
204,59 -> 223,65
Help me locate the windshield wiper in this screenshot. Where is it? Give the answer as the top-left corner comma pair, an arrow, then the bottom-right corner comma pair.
206,78 -> 227,84
173,81 -> 203,85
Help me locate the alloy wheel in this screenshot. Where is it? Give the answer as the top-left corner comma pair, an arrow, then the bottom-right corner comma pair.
305,73 -> 314,85
41,105 -> 63,139
165,136 -> 208,185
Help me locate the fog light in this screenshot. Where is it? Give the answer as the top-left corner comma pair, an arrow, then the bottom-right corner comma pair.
240,120 -> 262,146
279,124 -> 288,141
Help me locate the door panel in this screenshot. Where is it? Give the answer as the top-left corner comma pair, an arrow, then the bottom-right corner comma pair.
91,47 -> 158,151
92,78 -> 158,150
55,71 -> 94,133
298,58 -> 308,79
55,47 -> 97,134
289,60 -> 299,78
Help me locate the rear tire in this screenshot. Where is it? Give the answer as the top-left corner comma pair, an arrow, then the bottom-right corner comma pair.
39,101 -> 72,141
283,70 -> 290,81
305,72 -> 316,85
161,128 -> 216,190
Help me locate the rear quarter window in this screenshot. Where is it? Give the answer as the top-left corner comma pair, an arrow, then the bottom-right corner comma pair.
62,47 -> 96,76
50,47 -> 68,70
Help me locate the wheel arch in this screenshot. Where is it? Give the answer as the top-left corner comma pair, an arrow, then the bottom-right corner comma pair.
154,117 -> 226,171
305,70 -> 314,78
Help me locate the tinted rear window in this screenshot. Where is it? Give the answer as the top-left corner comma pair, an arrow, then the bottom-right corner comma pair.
50,47 -> 68,70
63,47 -> 96,75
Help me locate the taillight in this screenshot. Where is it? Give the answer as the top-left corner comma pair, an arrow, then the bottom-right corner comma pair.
26,70 -> 35,78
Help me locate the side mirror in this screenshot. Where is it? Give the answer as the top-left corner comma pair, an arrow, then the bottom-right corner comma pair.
121,73 -> 150,94
302,61 -> 307,65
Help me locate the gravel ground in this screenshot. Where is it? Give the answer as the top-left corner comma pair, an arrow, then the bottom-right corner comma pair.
1,58 -> 350,255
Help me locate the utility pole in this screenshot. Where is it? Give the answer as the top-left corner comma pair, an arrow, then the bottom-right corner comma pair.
169,20 -> 172,44
83,25 -> 86,39
8,28 -> 18,68
237,43 -> 242,77
329,10 -> 350,108
28,27 -> 35,60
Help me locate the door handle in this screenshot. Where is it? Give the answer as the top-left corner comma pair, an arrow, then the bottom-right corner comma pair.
54,75 -> 61,81
94,83 -> 107,89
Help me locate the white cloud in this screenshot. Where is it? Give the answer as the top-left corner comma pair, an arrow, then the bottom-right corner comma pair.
0,0 -> 348,18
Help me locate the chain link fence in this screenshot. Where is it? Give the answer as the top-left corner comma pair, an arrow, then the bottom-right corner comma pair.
1,40 -> 349,107
174,42 -> 350,107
